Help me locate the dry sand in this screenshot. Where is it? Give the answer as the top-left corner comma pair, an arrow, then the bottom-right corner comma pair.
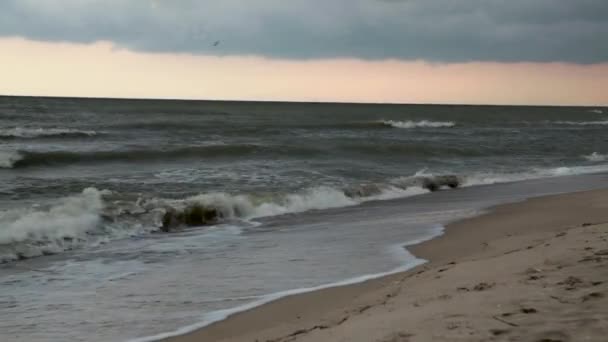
165,188 -> 608,342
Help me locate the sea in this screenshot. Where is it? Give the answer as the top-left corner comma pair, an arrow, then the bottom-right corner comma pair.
1,96 -> 607,342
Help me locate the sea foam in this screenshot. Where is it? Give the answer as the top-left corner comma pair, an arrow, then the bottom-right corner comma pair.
553,120 -> 608,126
4,161 -> 608,263
0,188 -> 106,262
584,152 -> 607,162
0,183 -> 430,262
381,120 -> 455,129
0,150 -> 23,169
148,184 -> 428,224
123,162 -> 608,231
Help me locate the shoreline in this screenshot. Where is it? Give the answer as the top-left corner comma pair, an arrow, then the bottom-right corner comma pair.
160,187 -> 608,342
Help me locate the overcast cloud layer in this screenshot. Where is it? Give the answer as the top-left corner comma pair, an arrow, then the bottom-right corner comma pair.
1,0 -> 607,63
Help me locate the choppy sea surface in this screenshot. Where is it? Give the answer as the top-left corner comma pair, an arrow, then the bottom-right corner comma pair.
1,96 -> 607,341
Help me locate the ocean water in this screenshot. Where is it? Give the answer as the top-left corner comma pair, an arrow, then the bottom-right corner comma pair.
1,96 -> 607,341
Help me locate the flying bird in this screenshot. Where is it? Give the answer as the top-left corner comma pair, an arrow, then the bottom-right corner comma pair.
213,40 -> 220,47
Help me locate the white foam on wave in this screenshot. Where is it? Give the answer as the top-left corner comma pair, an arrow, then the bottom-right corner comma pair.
583,152 -> 607,162
552,119 -> 608,126
381,120 -> 455,129
7,158 -> 608,262
0,127 -> 98,138
159,185 -> 429,222
163,160 -> 608,228
6,159 -> 608,263
0,184 -> 428,262
476,164 -> 608,184
0,150 -> 22,169
404,163 -> 608,189
0,188 -> 112,262
247,186 -> 359,218
248,185 -> 421,218
127,224 -> 445,342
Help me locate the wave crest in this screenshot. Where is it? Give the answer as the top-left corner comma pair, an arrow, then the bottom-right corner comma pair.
147,184 -> 429,232
5,159 -> 608,263
381,120 -> 455,129
0,181 -> 438,262
0,188 -> 106,262
553,120 -> 608,126
3,144 -> 322,169
0,127 -> 98,139
584,152 -> 607,162
0,150 -> 23,169
0,187 -> 168,263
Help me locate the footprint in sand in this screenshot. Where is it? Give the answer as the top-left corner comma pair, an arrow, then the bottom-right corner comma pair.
534,330 -> 570,342
379,331 -> 413,342
581,292 -> 604,302
557,276 -> 583,290
473,282 -> 495,291
490,328 -> 510,336
520,307 -> 538,314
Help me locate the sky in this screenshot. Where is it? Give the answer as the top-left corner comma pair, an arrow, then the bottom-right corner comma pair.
1,0 -> 607,105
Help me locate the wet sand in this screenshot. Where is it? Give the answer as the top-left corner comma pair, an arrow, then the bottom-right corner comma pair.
165,188 -> 608,342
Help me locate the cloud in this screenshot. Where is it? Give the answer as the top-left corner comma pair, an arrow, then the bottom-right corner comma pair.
0,0 -> 607,63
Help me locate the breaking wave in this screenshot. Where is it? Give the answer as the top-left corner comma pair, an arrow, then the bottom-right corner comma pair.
4,161 -> 608,263
0,127 -> 98,139
381,120 -> 455,129
584,152 -> 607,162
0,150 -> 23,169
156,185 -> 427,223
0,188 -> 164,263
1,188 -> 107,262
0,181 -> 438,262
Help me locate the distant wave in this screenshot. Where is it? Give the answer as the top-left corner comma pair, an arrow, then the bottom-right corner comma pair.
588,109 -> 604,114
107,121 -> 214,131
552,120 -> 608,126
0,127 -> 98,139
584,152 -> 607,162
0,144 -> 321,169
337,142 -> 488,157
5,141 -> 489,170
381,120 -> 455,129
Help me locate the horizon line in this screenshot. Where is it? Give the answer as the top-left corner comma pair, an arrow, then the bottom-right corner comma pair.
1,94 -> 604,109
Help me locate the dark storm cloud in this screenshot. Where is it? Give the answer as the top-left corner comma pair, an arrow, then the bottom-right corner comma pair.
1,0 -> 607,63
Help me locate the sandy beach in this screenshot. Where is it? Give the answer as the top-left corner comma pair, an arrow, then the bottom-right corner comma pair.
166,187 -> 608,342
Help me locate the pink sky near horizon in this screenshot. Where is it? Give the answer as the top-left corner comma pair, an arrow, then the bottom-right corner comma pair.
1,37 -> 607,106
